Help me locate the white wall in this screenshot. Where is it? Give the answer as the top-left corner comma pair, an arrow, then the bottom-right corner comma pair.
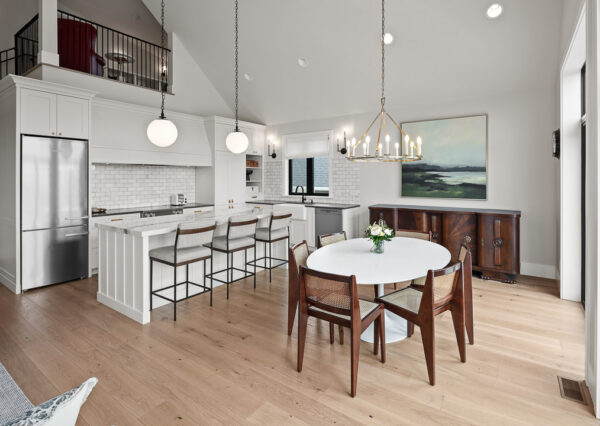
0,0 -> 37,51
266,87 -> 558,278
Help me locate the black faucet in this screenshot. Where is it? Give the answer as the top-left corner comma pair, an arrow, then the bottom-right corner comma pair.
294,186 -> 307,204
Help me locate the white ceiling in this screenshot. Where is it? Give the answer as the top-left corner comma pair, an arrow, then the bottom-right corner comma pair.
143,0 -> 564,126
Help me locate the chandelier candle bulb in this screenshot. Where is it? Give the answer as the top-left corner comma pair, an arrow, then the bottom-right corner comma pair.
395,142 -> 400,156
417,137 -> 422,156
410,141 -> 415,157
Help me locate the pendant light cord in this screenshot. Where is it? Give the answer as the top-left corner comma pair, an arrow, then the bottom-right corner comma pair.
234,0 -> 240,132
160,0 -> 166,119
381,0 -> 385,107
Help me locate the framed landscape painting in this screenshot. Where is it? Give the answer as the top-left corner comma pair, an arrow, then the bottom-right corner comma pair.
401,114 -> 487,200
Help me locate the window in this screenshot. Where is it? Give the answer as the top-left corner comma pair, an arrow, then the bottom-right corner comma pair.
288,157 -> 329,196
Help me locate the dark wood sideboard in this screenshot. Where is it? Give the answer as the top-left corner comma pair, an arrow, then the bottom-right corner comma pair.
369,204 -> 521,283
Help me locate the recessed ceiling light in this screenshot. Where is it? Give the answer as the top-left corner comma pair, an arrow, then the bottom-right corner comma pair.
383,33 -> 394,45
297,57 -> 309,68
243,73 -> 253,81
486,3 -> 503,19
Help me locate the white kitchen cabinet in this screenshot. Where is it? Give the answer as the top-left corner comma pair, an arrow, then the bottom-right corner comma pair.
20,88 -> 56,136
89,213 -> 141,274
20,88 -> 90,139
56,95 -> 89,139
241,125 -> 264,156
290,219 -> 308,246
214,150 -> 245,206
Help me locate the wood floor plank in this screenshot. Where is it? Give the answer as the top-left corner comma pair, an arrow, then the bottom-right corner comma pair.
0,271 -> 596,425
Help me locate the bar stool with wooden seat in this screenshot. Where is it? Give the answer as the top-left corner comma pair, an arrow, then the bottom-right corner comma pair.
206,215 -> 258,299
297,266 -> 386,397
248,212 -> 292,282
149,220 -> 217,321
376,261 -> 466,385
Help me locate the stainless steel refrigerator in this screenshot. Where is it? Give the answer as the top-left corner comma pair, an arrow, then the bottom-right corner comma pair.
21,136 -> 89,290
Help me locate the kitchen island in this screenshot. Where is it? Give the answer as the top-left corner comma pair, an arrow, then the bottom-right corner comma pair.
96,206 -> 277,324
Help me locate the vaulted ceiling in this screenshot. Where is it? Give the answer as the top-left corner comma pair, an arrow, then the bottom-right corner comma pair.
142,0 -> 565,125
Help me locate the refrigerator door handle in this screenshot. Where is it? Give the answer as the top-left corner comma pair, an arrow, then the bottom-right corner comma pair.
65,232 -> 89,237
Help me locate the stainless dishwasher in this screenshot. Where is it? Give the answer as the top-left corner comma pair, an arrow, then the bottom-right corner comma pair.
315,207 -> 343,243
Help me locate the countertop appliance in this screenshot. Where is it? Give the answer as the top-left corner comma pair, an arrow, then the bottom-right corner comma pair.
314,207 -> 343,244
21,136 -> 89,290
170,193 -> 186,206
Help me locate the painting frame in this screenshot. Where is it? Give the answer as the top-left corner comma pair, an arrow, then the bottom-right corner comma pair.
400,113 -> 489,200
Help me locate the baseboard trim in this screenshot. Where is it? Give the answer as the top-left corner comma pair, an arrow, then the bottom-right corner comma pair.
520,262 -> 559,280
0,266 -> 17,294
97,292 -> 149,324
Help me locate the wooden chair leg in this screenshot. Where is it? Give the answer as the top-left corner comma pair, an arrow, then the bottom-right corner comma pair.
407,321 -> 414,337
338,325 -> 344,345
420,322 -> 435,385
451,304 -> 467,363
287,277 -> 298,336
379,311 -> 386,363
297,311 -> 308,372
350,329 -> 360,397
329,322 -> 335,344
373,317 -> 379,355
465,279 -> 474,345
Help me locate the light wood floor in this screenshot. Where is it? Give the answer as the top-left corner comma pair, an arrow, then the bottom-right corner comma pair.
0,270 -> 595,425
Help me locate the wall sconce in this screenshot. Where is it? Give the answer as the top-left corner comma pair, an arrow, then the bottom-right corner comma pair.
336,129 -> 349,155
267,136 -> 277,159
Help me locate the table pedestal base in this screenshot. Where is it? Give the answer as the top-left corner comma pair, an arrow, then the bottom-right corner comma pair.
361,284 -> 408,344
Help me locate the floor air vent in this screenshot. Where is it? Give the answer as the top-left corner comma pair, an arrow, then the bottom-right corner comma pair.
557,376 -> 587,405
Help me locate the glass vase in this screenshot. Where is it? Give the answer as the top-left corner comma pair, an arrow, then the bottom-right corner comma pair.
372,240 -> 385,254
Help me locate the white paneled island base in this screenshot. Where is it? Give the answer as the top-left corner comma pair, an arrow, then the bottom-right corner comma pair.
96,207 -> 284,324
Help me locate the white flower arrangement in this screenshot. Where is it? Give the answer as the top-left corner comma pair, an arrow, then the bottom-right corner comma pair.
364,220 -> 394,245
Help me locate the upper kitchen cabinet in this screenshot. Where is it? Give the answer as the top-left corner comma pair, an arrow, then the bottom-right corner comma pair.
91,98 -> 211,167
20,85 -> 91,139
211,116 -> 265,154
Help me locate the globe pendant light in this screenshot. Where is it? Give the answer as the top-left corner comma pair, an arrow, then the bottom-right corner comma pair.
147,0 -> 178,147
225,0 -> 249,154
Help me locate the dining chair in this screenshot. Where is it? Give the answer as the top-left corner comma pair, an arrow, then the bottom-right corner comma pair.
149,220 -> 216,321
297,266 -> 386,397
288,241 -> 343,345
317,231 -> 347,248
316,231 -> 348,344
457,243 -> 474,345
393,228 -> 433,290
376,261 -> 466,386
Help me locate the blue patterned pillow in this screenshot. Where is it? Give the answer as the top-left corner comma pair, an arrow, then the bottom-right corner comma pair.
4,378 -> 97,426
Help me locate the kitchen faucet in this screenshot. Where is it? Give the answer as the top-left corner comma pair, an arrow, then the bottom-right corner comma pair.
294,186 -> 307,204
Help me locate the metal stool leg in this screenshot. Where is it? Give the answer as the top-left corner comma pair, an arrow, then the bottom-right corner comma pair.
186,264 -> 189,299
269,241 -> 273,282
173,264 -> 177,321
254,242 -> 257,288
150,259 -> 153,311
210,250 -> 213,306
227,251 -> 230,300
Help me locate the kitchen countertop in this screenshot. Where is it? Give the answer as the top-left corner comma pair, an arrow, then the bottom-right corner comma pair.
95,206 -> 272,237
92,203 -> 214,217
247,200 -> 360,210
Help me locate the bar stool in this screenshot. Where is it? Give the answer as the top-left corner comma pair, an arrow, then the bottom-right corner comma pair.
248,212 -> 292,282
149,220 -> 216,321
206,215 -> 258,299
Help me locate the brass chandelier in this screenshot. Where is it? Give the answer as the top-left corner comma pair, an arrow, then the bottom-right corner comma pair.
346,0 -> 423,163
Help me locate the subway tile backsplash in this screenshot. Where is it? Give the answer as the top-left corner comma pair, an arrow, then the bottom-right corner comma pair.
91,164 -> 196,209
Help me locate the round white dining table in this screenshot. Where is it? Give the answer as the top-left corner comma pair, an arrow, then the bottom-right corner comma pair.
307,237 -> 451,343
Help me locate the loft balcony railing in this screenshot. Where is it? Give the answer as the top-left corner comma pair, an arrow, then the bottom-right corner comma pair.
57,10 -> 170,91
0,11 -> 169,92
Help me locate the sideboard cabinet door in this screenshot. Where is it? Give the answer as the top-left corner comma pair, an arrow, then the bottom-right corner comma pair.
369,208 -> 396,229
442,212 -> 477,262
477,215 -> 519,274
397,210 -> 428,232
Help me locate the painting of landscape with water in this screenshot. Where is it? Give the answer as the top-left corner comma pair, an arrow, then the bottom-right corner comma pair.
401,115 -> 487,199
